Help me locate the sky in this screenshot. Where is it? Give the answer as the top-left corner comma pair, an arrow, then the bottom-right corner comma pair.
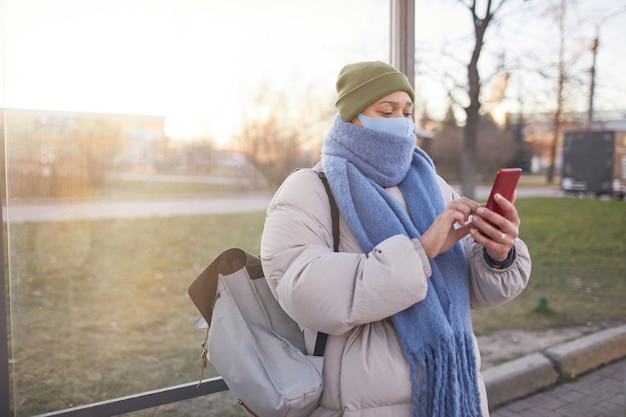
411,0 -> 626,123
1,0 -> 390,141
2,0 -> 625,142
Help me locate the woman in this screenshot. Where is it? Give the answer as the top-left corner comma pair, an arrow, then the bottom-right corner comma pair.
260,61 -> 531,417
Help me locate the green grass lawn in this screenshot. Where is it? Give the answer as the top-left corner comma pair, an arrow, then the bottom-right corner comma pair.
6,196 -> 625,416
471,197 -> 626,333
8,213 -> 266,417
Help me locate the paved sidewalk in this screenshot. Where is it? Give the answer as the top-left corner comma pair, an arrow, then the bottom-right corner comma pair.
491,358 -> 625,417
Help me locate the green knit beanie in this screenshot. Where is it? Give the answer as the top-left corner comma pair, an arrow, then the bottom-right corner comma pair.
335,61 -> 415,122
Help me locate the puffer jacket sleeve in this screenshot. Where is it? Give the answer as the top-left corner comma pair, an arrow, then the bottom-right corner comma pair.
260,169 -> 431,335
436,176 -> 532,310
465,237 -> 531,309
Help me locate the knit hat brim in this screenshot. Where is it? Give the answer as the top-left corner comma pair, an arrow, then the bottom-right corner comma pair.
335,61 -> 415,122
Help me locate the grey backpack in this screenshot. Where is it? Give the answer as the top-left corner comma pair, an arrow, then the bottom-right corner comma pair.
188,170 -> 338,417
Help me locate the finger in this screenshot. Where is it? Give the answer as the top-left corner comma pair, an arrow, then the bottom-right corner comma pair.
451,210 -> 470,229
471,228 -> 513,260
478,202 -> 518,229
493,193 -> 518,217
442,203 -> 472,228
474,216 -> 505,240
494,199 -> 520,228
470,227 -> 493,246
472,209 -> 518,241
456,201 -> 482,225
474,207 -> 504,227
456,197 -> 481,214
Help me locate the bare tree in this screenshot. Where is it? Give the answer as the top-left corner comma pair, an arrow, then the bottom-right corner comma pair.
457,0 -> 511,199
533,0 -> 591,183
415,0 -> 526,198
546,0 -> 566,184
233,80 -> 334,190
586,7 -> 626,127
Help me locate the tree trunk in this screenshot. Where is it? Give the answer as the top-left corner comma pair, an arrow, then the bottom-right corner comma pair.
461,0 -> 493,199
461,105 -> 478,200
546,0 -> 566,185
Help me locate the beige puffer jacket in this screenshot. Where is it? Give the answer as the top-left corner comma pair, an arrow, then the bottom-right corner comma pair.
260,167 -> 531,417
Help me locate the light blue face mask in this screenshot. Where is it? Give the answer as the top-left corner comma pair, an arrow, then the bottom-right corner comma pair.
358,114 -> 415,137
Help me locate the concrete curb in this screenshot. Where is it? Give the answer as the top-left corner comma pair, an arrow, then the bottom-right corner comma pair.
483,324 -> 626,411
545,325 -> 626,378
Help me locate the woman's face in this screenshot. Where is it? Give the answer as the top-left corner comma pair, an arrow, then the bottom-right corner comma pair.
352,91 -> 413,126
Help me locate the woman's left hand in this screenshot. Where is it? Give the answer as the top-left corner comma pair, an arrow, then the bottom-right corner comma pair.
470,193 -> 520,261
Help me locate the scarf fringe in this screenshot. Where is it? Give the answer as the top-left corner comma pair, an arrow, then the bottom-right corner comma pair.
408,332 -> 483,417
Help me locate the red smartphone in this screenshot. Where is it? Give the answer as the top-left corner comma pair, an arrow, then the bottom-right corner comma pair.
485,168 -> 522,216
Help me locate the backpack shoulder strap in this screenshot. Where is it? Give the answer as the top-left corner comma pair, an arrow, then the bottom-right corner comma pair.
313,169 -> 338,356
315,170 -> 339,252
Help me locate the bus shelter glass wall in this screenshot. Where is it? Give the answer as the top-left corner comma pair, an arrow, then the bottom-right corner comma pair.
1,1 -> 390,415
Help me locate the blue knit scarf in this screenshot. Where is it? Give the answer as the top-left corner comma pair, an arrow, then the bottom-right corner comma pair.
321,115 -> 483,417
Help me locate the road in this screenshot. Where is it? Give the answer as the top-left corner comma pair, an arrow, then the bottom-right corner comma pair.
3,185 -> 564,223
3,194 -> 273,223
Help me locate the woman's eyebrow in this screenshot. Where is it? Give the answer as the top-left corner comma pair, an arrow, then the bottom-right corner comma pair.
378,100 -> 413,106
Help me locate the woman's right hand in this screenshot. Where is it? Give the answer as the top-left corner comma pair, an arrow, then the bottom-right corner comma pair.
419,197 -> 480,259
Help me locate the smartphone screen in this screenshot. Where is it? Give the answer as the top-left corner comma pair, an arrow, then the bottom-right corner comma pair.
485,168 -> 522,216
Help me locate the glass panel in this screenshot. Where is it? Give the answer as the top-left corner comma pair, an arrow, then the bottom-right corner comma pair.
2,0 -> 390,415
